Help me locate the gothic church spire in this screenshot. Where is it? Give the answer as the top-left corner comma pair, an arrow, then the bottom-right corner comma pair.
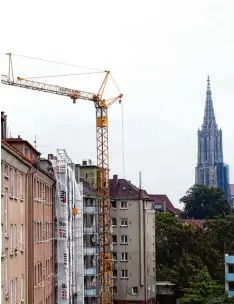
202,75 -> 217,129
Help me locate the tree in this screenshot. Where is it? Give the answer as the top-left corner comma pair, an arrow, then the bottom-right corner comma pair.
182,267 -> 234,304
180,184 -> 230,219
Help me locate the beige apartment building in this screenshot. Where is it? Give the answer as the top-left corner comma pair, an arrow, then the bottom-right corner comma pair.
110,175 -> 156,304
76,159 -> 156,304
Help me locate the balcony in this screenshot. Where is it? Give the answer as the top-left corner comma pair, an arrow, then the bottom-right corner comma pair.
84,289 -> 97,296
84,247 -> 98,255
225,255 -> 234,264
84,227 -> 97,234
228,290 -> 234,297
85,267 -> 97,275
84,207 -> 97,213
226,273 -> 234,282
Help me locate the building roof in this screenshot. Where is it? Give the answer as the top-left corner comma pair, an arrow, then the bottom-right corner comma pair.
183,219 -> 206,228
5,137 -> 41,156
148,194 -> 179,215
1,139 -> 34,166
109,175 -> 152,200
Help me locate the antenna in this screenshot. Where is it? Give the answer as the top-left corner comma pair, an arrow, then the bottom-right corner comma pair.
33,134 -> 37,149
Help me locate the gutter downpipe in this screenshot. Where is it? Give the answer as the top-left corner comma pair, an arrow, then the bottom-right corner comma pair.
25,164 -> 37,303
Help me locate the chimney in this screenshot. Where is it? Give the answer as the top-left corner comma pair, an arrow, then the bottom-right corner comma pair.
113,175 -> 118,187
1,112 -> 7,139
48,154 -> 54,160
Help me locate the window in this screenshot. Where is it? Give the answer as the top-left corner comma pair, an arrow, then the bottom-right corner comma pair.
4,188 -> 8,233
37,222 -> 40,242
10,280 -> 14,304
111,218 -> 117,226
19,175 -> 23,199
120,201 -> 127,209
34,266 -> 37,286
46,222 -> 49,240
10,224 -> 13,251
111,201 -> 116,209
14,170 -> 17,197
10,168 -> 13,195
132,286 -> 138,294
228,264 -> 234,273
121,269 -> 128,279
229,281 -> 234,291
20,224 -> 23,246
20,275 -> 24,299
5,251 -> 8,293
120,218 -> 128,227
14,224 -> 17,249
112,252 -> 117,261
14,278 -> 17,303
121,235 -> 128,244
1,224 -> 3,253
113,286 -> 117,295
113,269 -> 117,278
4,164 -> 9,177
121,252 -> 128,262
112,235 -> 117,244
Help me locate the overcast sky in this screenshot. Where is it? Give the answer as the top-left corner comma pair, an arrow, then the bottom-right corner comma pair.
1,0 -> 234,207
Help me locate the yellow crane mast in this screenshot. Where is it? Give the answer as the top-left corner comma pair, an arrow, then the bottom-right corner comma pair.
1,53 -> 123,304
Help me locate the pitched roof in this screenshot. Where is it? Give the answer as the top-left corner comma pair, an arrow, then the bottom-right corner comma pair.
148,194 -> 179,215
183,219 -> 206,228
109,176 -> 152,200
5,137 -> 41,156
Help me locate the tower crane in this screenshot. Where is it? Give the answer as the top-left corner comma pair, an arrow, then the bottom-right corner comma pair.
1,53 -> 123,304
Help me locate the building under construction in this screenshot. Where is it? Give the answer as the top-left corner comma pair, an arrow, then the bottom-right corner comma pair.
50,150 -> 84,304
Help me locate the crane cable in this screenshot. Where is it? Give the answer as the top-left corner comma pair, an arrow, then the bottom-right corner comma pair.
4,53 -> 104,72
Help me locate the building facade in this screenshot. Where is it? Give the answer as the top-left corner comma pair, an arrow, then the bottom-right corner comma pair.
195,76 -> 230,202
2,132 -> 56,304
110,175 -> 156,304
1,140 -> 31,304
225,254 -> 234,298
75,163 -> 99,304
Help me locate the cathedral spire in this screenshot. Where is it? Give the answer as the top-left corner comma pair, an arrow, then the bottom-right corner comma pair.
202,75 -> 217,129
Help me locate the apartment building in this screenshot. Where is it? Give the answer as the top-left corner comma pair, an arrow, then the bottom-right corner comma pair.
110,175 -> 156,304
1,140 -> 31,304
75,163 -> 99,304
2,128 -> 56,303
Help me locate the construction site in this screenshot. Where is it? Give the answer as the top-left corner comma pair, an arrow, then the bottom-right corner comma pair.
1,53 -> 159,304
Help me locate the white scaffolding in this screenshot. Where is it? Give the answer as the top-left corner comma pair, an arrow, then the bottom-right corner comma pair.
51,149 -> 84,304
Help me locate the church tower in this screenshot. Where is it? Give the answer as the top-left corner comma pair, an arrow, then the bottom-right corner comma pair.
195,76 -> 230,202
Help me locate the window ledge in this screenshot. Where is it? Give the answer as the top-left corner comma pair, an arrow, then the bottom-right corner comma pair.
120,225 -> 128,227
120,260 -> 128,262
14,196 -> 18,201
10,251 -> 14,256
4,174 -> 9,179
10,194 -> 14,199
20,198 -> 24,202
1,253 -> 5,258
120,243 -> 128,245
120,277 -> 129,280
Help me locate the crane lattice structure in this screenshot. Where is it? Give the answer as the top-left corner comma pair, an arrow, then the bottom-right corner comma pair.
1,53 -> 123,304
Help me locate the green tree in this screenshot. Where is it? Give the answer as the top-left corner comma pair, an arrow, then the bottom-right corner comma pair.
182,268 -> 234,304
180,184 -> 230,219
